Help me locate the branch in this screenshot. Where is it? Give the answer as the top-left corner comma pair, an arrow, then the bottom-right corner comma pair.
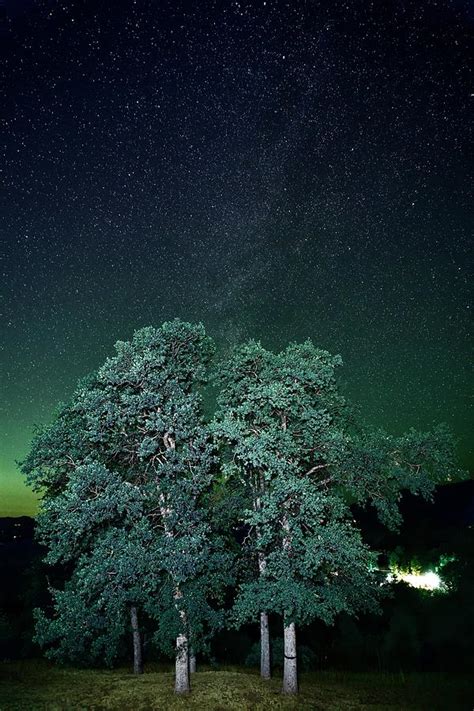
315,476 -> 334,488
305,464 -> 328,476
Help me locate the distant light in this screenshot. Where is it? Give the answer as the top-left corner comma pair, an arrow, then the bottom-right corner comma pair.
400,571 -> 441,590
387,570 -> 442,590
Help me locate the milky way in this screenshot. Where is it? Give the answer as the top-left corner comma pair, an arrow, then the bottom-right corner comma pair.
1,0 -> 472,514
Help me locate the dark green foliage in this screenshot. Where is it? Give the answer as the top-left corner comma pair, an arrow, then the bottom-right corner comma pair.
213,340 -> 380,631
21,322 -> 460,677
36,462 -> 147,565
339,424 -> 461,529
213,338 -> 459,635
21,399 -> 92,497
23,320 -> 232,666
34,520 -> 157,666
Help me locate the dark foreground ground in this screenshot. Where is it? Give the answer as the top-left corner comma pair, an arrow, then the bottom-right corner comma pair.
0,661 -> 472,710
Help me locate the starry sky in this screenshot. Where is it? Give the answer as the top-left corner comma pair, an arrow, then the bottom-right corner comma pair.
1,0 -> 472,516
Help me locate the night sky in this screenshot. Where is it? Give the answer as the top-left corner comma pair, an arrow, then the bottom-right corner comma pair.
1,0 -> 472,516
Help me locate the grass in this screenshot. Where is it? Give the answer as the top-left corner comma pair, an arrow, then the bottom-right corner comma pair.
0,661 -> 472,710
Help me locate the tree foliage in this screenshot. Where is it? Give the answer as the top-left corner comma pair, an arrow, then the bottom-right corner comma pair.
213,339 -> 459,631
22,320 -> 232,669
22,323 -> 460,692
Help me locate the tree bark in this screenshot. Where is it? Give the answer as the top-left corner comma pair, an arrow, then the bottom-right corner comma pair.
282,620 -> 298,695
175,631 -> 190,694
158,474 -> 191,695
189,648 -> 197,673
258,547 -> 271,679
281,506 -> 297,693
260,611 -> 271,679
130,605 -> 143,675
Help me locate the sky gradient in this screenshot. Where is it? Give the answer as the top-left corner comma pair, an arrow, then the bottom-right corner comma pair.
1,0 -> 472,516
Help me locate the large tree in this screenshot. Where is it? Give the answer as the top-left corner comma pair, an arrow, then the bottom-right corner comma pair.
23,320 -> 231,693
23,408 -> 151,672
214,339 -> 458,694
32,461 -> 153,672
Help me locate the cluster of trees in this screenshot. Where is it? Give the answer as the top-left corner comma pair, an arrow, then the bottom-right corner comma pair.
22,320 -> 459,695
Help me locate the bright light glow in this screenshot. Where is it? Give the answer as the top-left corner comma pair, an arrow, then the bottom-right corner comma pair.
399,571 -> 441,590
386,570 -> 442,590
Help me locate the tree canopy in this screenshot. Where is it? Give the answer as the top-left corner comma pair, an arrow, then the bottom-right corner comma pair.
212,338 -> 459,693
22,321 -> 232,692
22,322 -> 460,695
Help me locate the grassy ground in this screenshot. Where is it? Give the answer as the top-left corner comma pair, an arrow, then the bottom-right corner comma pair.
0,661 -> 472,710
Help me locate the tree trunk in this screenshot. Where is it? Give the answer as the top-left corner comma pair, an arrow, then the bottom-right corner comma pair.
260,611 -> 271,679
174,594 -> 190,694
130,605 -> 143,675
175,632 -> 190,694
158,482 -> 191,694
257,550 -> 271,679
281,507 -> 297,694
189,648 -> 197,673
282,620 -> 298,695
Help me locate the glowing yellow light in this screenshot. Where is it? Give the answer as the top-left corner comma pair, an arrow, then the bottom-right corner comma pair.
387,570 -> 442,590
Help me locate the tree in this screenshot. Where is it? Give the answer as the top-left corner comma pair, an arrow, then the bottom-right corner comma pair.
33,461 -> 152,672
214,339 -> 458,694
23,320 -> 232,693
